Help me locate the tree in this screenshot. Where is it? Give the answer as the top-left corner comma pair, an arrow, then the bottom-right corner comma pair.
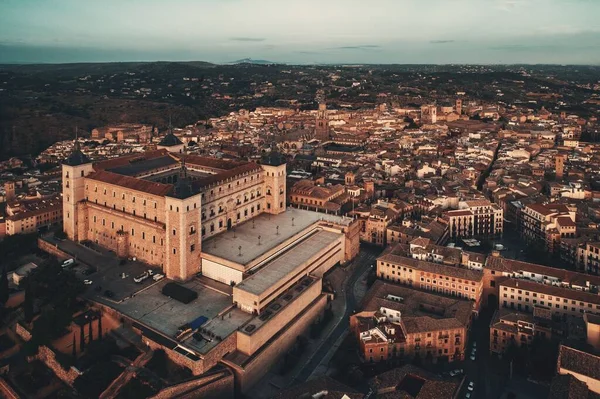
88,320 -> 93,343
97,313 -> 102,340
80,325 -> 86,352
24,285 -> 34,322
0,267 -> 8,305
72,334 -> 77,358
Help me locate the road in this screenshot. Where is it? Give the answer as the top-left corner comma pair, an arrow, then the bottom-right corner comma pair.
293,246 -> 381,383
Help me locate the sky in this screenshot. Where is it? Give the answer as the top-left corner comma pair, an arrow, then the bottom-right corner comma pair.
1,0 -> 599,64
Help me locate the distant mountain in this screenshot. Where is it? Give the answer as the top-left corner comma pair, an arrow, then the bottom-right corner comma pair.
229,58 -> 282,65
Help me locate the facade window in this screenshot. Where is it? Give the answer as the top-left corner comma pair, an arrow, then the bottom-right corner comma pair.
190,244 -> 195,252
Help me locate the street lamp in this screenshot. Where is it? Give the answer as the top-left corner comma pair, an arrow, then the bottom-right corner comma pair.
258,235 -> 262,246
238,245 -> 242,257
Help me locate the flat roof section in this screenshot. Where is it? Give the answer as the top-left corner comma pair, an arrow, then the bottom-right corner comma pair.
202,208 -> 350,265
113,279 -> 233,342
235,229 -> 341,296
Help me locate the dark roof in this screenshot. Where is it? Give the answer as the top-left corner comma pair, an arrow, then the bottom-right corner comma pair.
63,141 -> 91,166
261,150 -> 286,166
107,155 -> 177,176
370,365 -> 461,399
271,376 -> 362,399
548,374 -> 593,399
162,282 -> 198,304
158,133 -> 183,146
170,171 -> 195,199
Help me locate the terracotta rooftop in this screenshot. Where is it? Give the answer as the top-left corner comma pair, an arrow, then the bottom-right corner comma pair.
87,170 -> 174,196
370,364 -> 461,399
558,344 -> 600,382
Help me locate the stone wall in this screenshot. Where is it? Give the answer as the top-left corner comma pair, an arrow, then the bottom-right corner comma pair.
230,294 -> 327,392
150,369 -> 234,399
37,238 -> 71,260
36,345 -> 80,385
15,322 -> 32,341
0,377 -> 20,399
144,338 -> 205,376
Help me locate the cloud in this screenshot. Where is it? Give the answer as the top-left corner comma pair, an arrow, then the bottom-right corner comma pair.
229,37 -> 265,42
335,44 -> 380,50
430,40 -> 454,44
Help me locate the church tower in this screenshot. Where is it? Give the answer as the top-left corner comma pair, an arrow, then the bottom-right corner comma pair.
62,136 -> 94,241
455,98 -> 463,115
4,181 -> 15,202
315,103 -> 329,141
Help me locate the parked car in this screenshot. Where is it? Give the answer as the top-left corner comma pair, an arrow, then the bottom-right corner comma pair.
468,382 -> 475,391
134,271 -> 149,283
449,369 -> 464,377
61,258 -> 75,268
153,273 -> 164,281
83,279 -> 93,285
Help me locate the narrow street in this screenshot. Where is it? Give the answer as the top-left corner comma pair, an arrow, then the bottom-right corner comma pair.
293,246 -> 381,383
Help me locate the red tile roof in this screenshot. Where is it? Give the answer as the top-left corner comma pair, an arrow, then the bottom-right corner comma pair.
87,170 -> 173,196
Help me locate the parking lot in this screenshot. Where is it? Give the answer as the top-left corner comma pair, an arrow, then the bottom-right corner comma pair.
44,235 -> 164,302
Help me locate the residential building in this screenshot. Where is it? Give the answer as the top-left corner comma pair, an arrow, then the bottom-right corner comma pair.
350,281 -> 472,364
377,240 -> 484,310
519,203 -> 576,253
5,194 -> 62,235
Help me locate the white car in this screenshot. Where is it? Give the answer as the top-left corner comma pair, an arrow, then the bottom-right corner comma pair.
470,352 -> 476,361
83,279 -> 93,285
134,271 -> 149,283
153,273 -> 164,281
147,269 -> 154,276
465,393 -> 471,399
468,382 -> 475,391
449,369 -> 464,377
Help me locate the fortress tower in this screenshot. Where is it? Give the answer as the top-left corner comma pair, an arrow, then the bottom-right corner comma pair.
62,139 -> 94,241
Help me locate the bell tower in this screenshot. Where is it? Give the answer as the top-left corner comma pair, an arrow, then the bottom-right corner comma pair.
4,181 -> 15,202
315,103 -> 329,141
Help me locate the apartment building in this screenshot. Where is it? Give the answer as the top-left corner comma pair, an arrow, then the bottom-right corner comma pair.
488,308 -> 576,356
288,179 -> 347,215
519,202 -> 576,253
377,239 -> 484,310
483,254 -> 600,312
386,218 -> 449,246
577,242 -> 600,275
5,194 -> 63,235
350,281 -> 472,364
445,199 -> 504,241
352,200 -> 407,246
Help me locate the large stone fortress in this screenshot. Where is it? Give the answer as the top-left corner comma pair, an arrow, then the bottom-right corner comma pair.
61,134 -> 360,391
62,131 -> 286,281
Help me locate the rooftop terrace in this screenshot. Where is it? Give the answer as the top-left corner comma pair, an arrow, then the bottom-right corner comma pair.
235,229 -> 340,296
202,207 -> 351,265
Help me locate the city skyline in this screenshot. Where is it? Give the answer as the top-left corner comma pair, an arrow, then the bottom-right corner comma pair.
1,0 -> 600,64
